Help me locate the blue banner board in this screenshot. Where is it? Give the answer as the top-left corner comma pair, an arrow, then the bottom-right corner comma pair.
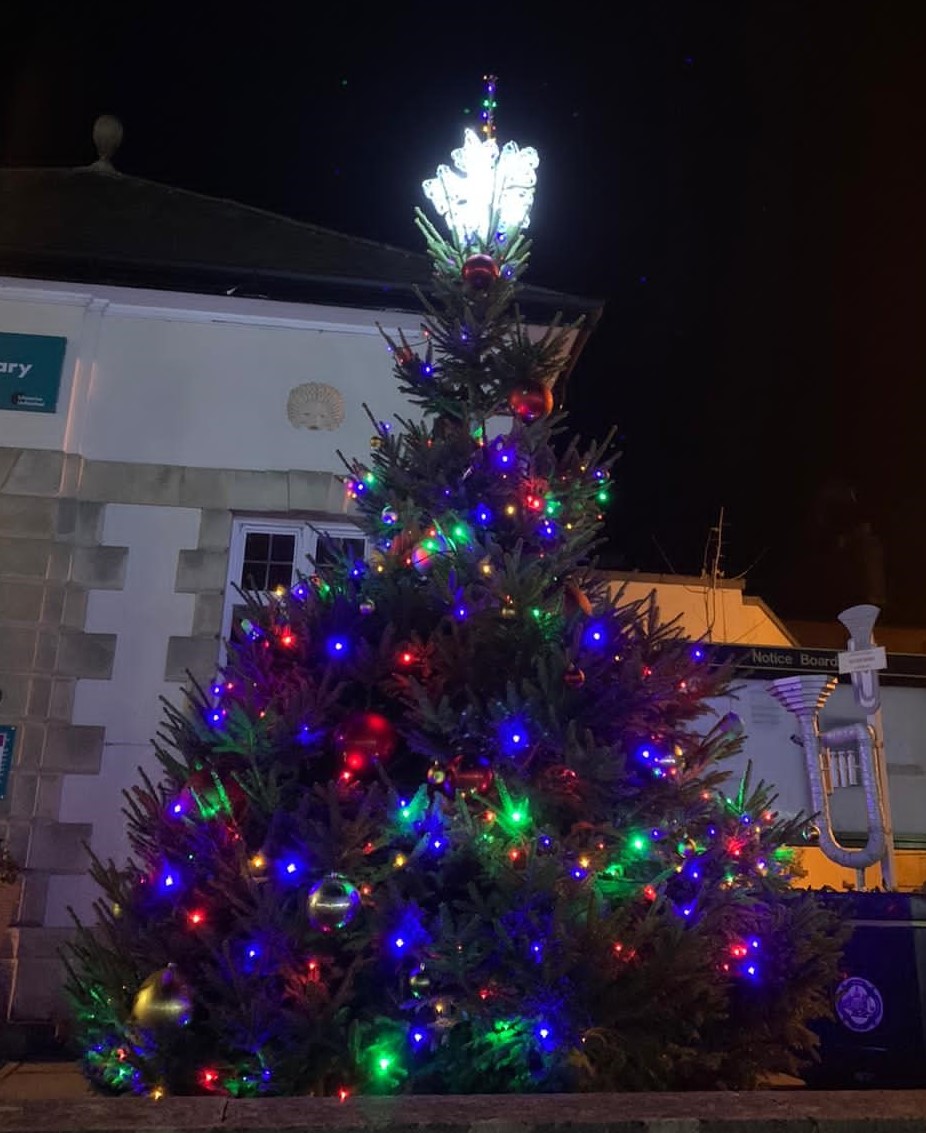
0,332 -> 67,413
0,727 -> 14,800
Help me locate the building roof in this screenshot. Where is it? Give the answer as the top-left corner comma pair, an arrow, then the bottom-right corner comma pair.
0,164 -> 598,320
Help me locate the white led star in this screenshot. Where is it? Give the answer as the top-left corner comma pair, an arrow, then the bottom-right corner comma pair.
422,128 -> 539,250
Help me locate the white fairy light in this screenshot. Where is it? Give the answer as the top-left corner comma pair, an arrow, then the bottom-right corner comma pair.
422,128 -> 539,250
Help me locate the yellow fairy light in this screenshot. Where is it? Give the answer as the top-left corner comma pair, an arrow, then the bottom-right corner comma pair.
150,1086 -> 165,1101
504,503 -> 517,516
393,853 -> 407,869
578,855 -> 590,870
250,853 -> 266,871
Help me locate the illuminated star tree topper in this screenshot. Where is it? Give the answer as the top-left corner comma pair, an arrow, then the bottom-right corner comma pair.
422,92 -> 539,252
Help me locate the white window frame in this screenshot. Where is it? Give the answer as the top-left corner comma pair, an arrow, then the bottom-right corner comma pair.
219,517 -> 367,668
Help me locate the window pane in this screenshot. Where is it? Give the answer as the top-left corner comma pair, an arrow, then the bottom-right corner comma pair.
241,561 -> 268,590
315,534 -> 366,567
243,532 -> 270,561
267,562 -> 293,590
269,533 -> 296,562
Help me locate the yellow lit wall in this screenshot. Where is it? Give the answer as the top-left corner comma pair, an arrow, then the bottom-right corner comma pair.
795,848 -> 926,892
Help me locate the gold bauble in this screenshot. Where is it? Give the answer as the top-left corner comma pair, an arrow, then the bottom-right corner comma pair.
131,965 -> 193,1029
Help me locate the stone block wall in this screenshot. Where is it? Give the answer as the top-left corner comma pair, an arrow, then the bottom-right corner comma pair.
0,447 -> 344,1022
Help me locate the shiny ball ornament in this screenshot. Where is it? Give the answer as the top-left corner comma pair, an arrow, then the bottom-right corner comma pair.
719,711 -> 745,738
461,253 -> 500,291
381,506 -> 399,526
508,381 -> 554,424
411,535 -> 447,574
564,664 -> 586,689
333,711 -> 398,776
408,963 -> 432,998
802,822 -> 821,845
179,768 -> 247,822
370,434 -> 384,451
448,752 -> 494,796
131,965 -> 193,1030
358,599 -> 376,616
500,600 -> 517,620
426,761 -> 455,798
307,873 -> 361,933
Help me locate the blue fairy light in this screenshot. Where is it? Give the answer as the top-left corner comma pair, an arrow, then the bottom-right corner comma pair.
498,717 -> 529,756
535,1022 -> 556,1051
582,622 -> 607,649
474,503 -> 493,525
277,856 -> 305,885
326,635 -> 349,659
291,581 -> 309,601
454,603 -> 469,621
409,1028 -> 427,1048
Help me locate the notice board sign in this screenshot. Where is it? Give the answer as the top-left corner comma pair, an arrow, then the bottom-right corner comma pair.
0,332 -> 67,413
0,727 -> 14,800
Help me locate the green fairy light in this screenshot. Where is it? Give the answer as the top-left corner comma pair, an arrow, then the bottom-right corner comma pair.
629,834 -> 647,854
545,498 -> 562,516
595,487 -> 610,505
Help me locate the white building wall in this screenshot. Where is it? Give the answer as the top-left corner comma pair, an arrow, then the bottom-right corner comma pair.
45,503 -> 200,927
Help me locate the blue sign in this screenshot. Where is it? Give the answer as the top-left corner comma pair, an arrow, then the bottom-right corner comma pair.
0,332 -> 67,413
836,976 -> 884,1032
0,727 -> 14,800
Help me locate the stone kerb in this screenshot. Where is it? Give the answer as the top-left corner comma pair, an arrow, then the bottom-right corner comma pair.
0,1090 -> 924,1132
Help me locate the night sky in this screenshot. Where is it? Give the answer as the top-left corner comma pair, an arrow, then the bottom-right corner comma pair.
3,2 -> 926,625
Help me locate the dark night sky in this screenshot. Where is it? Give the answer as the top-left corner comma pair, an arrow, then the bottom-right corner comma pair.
3,2 -> 926,625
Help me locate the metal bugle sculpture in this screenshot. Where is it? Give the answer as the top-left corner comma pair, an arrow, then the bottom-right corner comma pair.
768,675 -> 887,870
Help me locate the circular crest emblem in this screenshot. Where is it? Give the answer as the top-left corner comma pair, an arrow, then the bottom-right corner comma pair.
835,976 -> 884,1033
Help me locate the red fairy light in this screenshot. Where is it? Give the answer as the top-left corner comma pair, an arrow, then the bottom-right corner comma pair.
199,1068 -> 219,1089
307,959 -> 321,983
337,1087 -> 351,1102
730,943 -> 748,959
643,884 -> 657,902
345,752 -> 367,774
479,986 -> 491,1000
187,908 -> 206,927
642,665 -> 653,678
725,836 -> 745,858
677,680 -> 688,692
397,649 -> 416,668
508,848 -> 522,863
362,841 -> 375,855
116,1047 -> 128,1062
360,883 -> 372,897
278,629 -> 296,648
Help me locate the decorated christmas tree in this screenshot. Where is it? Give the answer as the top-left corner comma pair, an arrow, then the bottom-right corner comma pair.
66,97 -> 841,1097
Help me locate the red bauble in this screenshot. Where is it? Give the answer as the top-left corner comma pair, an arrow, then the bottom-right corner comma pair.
564,581 -> 593,618
461,253 -> 500,291
448,753 -> 494,796
179,768 -> 248,821
564,664 -> 586,689
508,381 -> 554,423
333,712 -> 398,776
